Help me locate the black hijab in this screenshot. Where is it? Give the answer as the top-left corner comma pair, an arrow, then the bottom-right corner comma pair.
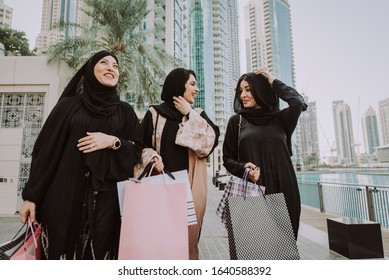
234,72 -> 280,125
152,68 -> 196,121
60,50 -> 120,118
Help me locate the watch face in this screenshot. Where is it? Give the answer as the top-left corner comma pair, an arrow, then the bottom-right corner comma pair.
114,141 -> 120,147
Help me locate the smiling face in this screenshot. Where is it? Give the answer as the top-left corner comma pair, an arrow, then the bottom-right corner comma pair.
239,79 -> 261,109
182,74 -> 199,104
93,55 -> 119,87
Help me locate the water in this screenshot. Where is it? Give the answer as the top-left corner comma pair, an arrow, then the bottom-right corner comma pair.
297,172 -> 389,187
297,172 -> 389,227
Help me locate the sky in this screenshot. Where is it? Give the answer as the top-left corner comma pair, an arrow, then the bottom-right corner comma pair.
4,0 -> 389,160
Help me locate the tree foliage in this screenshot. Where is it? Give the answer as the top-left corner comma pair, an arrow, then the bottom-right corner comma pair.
303,152 -> 319,169
47,0 -> 179,110
0,25 -> 35,56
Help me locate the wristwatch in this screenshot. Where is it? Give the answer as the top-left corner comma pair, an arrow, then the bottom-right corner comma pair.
110,137 -> 121,150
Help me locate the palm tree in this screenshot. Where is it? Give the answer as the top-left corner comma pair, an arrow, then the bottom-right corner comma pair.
47,0 -> 178,110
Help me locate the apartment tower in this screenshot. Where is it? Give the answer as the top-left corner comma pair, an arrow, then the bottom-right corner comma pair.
0,0 -> 12,27
378,98 -> 389,145
35,0 -> 87,53
362,105 -> 380,156
298,96 -> 320,163
189,0 -> 240,171
332,100 -> 355,165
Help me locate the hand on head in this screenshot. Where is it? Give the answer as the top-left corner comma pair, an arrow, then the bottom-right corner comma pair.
255,67 -> 275,85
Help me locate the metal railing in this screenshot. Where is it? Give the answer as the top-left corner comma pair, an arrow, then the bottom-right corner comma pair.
298,180 -> 389,228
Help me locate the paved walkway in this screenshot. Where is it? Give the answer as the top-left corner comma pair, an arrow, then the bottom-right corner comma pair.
2,175 -> 389,260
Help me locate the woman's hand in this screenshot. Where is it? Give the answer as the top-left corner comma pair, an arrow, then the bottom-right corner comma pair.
255,67 -> 275,85
173,96 -> 192,116
245,162 -> 260,182
151,156 -> 164,173
19,200 -> 36,224
77,132 -> 116,153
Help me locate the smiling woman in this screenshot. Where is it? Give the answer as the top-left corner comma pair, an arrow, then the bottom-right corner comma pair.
93,56 -> 119,87
137,68 -> 220,260
223,68 -> 307,257
18,50 -> 143,260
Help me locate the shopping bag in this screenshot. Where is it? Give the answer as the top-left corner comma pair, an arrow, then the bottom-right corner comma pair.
118,173 -> 188,260
226,192 -> 300,260
10,218 -> 42,260
216,169 -> 264,224
0,223 -> 27,260
118,169 -> 197,225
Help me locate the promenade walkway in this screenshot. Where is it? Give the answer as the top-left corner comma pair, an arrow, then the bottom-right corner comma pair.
1,175 -> 388,260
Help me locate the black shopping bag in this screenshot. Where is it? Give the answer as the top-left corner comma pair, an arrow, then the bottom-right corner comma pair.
226,192 -> 300,260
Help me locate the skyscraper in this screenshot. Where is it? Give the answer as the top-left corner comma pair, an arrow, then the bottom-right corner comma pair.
189,0 -> 240,171
298,96 -> 320,163
362,105 -> 380,155
35,0 -> 87,53
332,100 -> 355,165
244,0 -> 295,87
378,98 -> 389,145
145,0 -> 189,67
0,0 -> 12,27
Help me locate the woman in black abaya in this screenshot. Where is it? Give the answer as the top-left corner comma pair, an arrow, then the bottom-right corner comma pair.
19,50 -> 142,259
223,68 -> 307,240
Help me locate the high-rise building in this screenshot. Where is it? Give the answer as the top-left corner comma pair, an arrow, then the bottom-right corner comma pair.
244,0 -> 295,87
378,98 -> 389,145
298,96 -> 320,163
243,0 -> 302,165
362,105 -> 380,155
332,100 -> 355,165
35,0 -> 87,53
189,0 -> 240,171
145,0 -> 189,68
0,0 -> 12,27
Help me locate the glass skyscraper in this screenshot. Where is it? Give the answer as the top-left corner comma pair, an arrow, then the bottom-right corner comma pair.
188,0 -> 240,171
244,0 -> 295,87
333,100 -> 356,165
362,105 -> 380,156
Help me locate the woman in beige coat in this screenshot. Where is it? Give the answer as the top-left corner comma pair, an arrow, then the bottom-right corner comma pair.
137,68 -> 220,259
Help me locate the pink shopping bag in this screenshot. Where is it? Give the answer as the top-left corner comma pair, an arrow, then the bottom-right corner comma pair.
118,175 -> 188,260
11,218 -> 41,260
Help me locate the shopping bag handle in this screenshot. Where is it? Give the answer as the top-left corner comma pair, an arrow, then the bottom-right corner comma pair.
24,217 -> 39,248
137,162 -> 175,181
242,168 -> 265,199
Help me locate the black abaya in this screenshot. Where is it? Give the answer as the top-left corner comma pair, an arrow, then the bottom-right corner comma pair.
22,51 -> 142,259
223,79 -> 306,239
23,97 -> 142,259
